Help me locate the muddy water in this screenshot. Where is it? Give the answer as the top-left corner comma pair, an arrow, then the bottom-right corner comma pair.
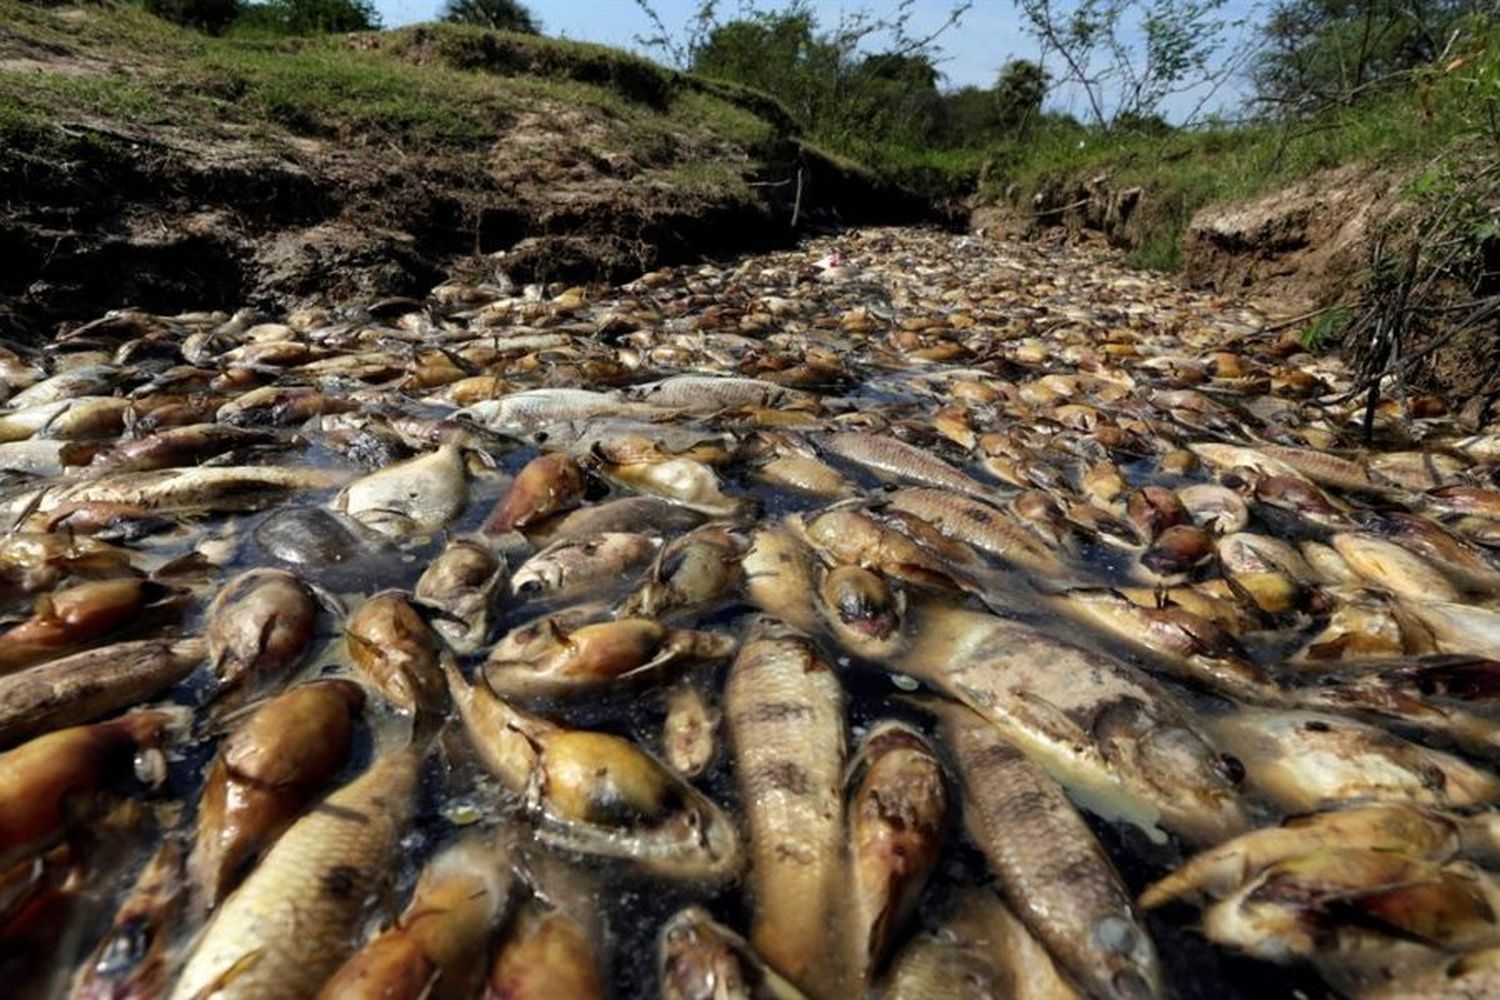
2,226 -> 1493,997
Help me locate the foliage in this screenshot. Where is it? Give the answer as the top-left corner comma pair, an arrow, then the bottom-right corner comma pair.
231,0 -> 379,36
441,0 -> 538,34
1253,0 -> 1485,113
1013,0 -> 1243,127
1301,305 -> 1351,350
141,0 -> 242,34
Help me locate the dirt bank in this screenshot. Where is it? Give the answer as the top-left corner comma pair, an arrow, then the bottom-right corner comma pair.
0,7 -> 937,340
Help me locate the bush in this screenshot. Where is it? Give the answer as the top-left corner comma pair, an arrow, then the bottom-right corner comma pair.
442,0 -> 538,33
232,0 -> 378,36
142,0 -> 242,33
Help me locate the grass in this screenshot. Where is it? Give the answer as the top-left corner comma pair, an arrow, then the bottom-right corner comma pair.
976,44 -> 1500,269
0,1 -> 806,163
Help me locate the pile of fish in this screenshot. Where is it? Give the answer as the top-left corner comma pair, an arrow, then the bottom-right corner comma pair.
6,225 -> 1500,998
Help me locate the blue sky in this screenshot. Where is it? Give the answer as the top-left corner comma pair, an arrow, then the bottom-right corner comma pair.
370,0 -> 1264,121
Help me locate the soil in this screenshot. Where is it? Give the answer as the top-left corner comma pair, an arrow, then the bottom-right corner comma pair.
0,25 -> 939,341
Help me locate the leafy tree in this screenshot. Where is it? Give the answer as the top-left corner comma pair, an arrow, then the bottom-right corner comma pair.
142,0 -> 243,34
994,58 -> 1048,130
234,0 -> 378,34
442,0 -> 539,34
1253,0 -> 1488,112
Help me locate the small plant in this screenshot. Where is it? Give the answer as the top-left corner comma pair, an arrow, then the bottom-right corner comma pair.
1300,305 -> 1351,350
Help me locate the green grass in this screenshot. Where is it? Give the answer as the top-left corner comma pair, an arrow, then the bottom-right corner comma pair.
192,39 -> 507,147
977,45 -> 1500,270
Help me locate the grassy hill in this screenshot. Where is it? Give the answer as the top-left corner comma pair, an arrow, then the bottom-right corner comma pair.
0,1 -> 931,335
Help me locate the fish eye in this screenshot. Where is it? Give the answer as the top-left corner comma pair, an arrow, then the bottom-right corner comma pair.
1219,753 -> 1245,784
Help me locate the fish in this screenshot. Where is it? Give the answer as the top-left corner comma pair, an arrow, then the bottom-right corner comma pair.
888,600 -> 1246,844
0,708 -> 185,869
662,683 -> 719,779
510,532 -> 659,599
483,616 -> 734,700
446,661 -> 742,882
1206,708 -> 1500,812
0,579 -> 178,678
882,888 -> 1081,1000
481,452 -> 587,534
413,537 -> 507,653
820,432 -> 995,498
189,679 -> 366,908
205,569 -> 319,705
657,906 -> 808,1000
935,700 -> 1163,1000
319,834 -> 516,1000
0,637 -> 203,747
724,620 -> 846,996
843,721 -> 946,990
344,591 -> 449,718
170,742 -> 426,1000
332,443 -> 468,538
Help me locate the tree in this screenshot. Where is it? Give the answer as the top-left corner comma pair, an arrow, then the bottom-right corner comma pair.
234,0 -> 379,34
1253,0 -> 1485,112
442,0 -> 540,34
994,58 -> 1048,130
1014,0 -> 1242,128
143,0 -> 243,34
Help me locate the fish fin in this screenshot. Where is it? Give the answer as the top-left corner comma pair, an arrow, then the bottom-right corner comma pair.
1011,689 -> 1094,749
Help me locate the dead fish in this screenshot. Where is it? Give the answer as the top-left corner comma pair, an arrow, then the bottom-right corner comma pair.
170,742 -> 425,1000
753,454 -> 855,498
446,661 -> 742,882
1333,533 -> 1461,603
345,591 -> 448,718
888,601 -> 1246,844
333,442 -> 468,538
1140,802 -> 1494,910
1201,849 -> 1500,975
821,432 -> 994,498
5,466 -> 349,523
541,496 -> 704,543
882,488 -> 1070,577
630,374 -> 810,411
1176,484 -> 1248,534
482,894 -> 605,1000
463,388 -> 662,431
844,721 -> 946,991
0,637 -> 204,746
319,834 -> 516,1000
742,527 -> 819,633
935,700 -> 1163,1000
658,906 -> 808,1000
484,617 -> 734,700
1048,588 -> 1274,699
481,452 -> 586,534
602,457 -> 750,518
511,533 -> 660,600
662,683 -> 719,779
413,537 -> 507,654
72,840 -> 187,1000
0,579 -> 177,677
88,424 -> 276,474
205,569 -> 320,706
617,525 -> 745,619
0,708 -> 185,870
882,888 -> 1081,1000
189,679 -> 366,909
725,620 -> 846,996
1206,708 -> 1500,812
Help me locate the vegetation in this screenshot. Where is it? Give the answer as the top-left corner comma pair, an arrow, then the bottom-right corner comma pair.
441,0 -> 538,35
